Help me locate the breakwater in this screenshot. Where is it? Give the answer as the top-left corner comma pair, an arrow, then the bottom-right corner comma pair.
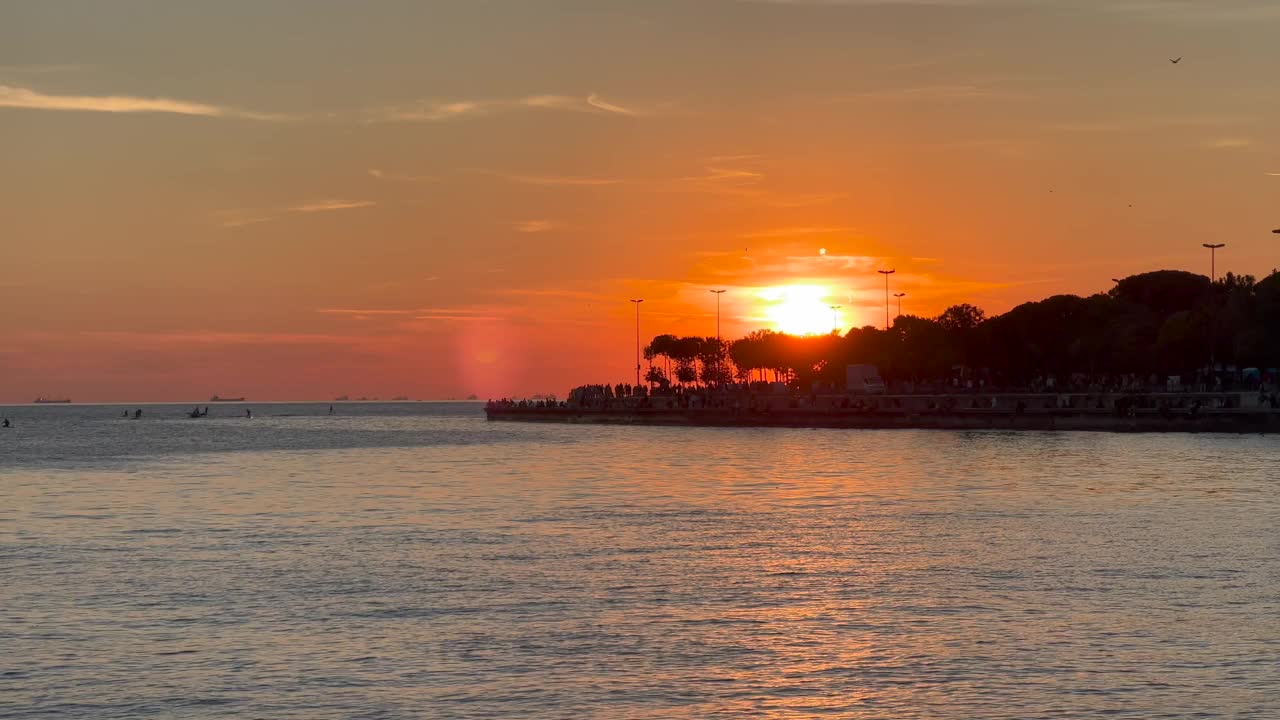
487,393 -> 1280,433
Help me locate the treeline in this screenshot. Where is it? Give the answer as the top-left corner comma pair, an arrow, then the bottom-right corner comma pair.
643,269 -> 1280,388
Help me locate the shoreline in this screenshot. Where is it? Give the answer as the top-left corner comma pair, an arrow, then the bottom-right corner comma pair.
486,393 -> 1280,434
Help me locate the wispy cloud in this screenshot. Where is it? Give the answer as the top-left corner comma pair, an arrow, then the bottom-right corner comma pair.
288,200 -> 376,213
413,313 -> 499,322
319,308 -> 417,316
0,84 -> 288,121
1049,115 -> 1246,133
741,226 -> 860,239
1205,137 -> 1253,150
833,83 -> 1017,102
586,93 -> 639,116
684,167 -> 765,183
84,330 -> 359,346
1267,172 -> 1280,176
222,216 -> 272,229
514,220 -> 559,233
366,94 -> 642,123
217,199 -> 376,228
368,168 -> 433,182
704,153 -> 763,163
492,172 -> 624,186
320,307 -> 500,323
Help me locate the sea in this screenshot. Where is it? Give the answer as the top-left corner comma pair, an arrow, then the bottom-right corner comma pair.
2,402 -> 1278,719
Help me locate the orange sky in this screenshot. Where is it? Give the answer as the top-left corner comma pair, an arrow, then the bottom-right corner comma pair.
2,1 -> 1278,401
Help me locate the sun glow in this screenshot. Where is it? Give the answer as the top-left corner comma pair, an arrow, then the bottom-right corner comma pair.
758,285 -> 841,335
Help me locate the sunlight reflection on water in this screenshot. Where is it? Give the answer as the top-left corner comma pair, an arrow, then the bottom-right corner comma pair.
2,404 -> 1278,718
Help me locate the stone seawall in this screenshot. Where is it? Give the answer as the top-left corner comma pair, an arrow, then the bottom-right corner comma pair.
485,406 -> 1280,433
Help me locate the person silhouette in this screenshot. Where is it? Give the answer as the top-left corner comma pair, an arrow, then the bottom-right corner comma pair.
328,405 -> 334,415
2,418 -> 9,428
245,409 -> 252,419
134,409 -> 142,419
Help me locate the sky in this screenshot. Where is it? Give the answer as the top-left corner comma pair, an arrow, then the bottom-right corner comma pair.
2,0 -> 1278,402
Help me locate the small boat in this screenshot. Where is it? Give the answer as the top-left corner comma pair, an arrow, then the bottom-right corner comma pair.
34,396 -> 71,404
210,395 -> 246,402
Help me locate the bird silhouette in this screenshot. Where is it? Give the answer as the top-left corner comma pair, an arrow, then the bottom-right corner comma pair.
1170,57 -> 1182,64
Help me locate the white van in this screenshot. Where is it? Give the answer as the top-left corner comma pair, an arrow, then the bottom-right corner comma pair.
846,364 -> 887,395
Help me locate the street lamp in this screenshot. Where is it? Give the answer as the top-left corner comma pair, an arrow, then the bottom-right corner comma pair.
877,269 -> 896,330
1200,244 -> 1224,376
709,290 -> 726,340
893,292 -> 906,318
710,290 -> 726,386
1202,243 -> 1225,282
830,305 -> 842,334
629,299 -> 644,388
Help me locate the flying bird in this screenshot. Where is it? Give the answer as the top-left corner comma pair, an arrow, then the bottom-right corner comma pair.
1170,57 -> 1182,64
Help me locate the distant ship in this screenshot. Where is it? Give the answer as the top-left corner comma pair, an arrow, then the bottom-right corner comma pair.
391,395 -> 410,401
334,395 -> 349,401
210,395 -> 246,402
467,394 -> 478,400
33,396 -> 71,404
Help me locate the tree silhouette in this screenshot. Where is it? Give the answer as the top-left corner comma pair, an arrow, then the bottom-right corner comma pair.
642,268 -> 1279,392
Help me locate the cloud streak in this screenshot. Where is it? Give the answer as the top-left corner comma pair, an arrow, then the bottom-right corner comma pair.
1205,137 -> 1252,150
218,199 -> 376,229
368,168 -> 434,182
0,84 -> 287,120
492,172 -> 624,186
514,220 -> 559,233
367,93 -> 641,123
288,200 -> 376,213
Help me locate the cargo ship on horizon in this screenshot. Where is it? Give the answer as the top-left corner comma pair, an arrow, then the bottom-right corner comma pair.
210,395 -> 246,402
33,396 -> 71,404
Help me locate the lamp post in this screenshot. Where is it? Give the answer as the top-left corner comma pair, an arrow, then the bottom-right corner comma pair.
830,305 -> 842,334
709,290 -> 726,340
710,290 -> 726,385
1201,244 -> 1224,377
877,269 -> 896,330
629,299 -> 644,388
893,292 -> 906,318
1202,243 -> 1225,282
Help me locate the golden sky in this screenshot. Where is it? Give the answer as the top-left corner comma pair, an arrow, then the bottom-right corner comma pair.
2,0 -> 1278,401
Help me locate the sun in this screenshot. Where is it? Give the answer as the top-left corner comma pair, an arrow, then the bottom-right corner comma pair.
758,285 -> 841,335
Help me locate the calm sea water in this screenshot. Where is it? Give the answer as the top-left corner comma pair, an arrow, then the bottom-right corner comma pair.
2,402 -> 1278,718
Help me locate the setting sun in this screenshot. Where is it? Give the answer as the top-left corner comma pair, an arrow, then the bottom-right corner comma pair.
758,285 -> 842,336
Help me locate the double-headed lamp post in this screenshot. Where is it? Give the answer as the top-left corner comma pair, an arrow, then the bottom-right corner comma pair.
830,305 -> 842,334
1202,243 -> 1225,282
629,299 -> 644,387
893,292 -> 906,318
1201,244 -> 1224,376
877,269 -> 896,330
709,290 -> 726,340
710,289 -> 726,385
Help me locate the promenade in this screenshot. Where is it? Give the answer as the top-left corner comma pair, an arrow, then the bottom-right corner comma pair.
486,391 -> 1280,433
